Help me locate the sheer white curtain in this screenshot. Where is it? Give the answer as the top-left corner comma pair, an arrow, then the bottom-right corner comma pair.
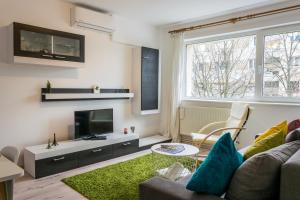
168,33 -> 185,142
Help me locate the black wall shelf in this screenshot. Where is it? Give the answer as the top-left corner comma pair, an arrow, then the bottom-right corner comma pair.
41,88 -> 134,102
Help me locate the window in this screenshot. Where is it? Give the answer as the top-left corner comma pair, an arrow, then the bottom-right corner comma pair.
263,31 -> 300,97
185,25 -> 300,102
295,57 -> 300,66
186,35 -> 256,99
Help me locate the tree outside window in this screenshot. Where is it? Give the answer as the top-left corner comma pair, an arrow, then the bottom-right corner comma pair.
264,31 -> 300,97
186,35 -> 256,98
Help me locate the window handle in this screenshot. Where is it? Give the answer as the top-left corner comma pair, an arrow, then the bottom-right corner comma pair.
54,55 -> 67,59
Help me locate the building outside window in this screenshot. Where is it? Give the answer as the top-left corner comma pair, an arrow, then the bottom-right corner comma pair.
185,26 -> 300,102
263,31 -> 300,97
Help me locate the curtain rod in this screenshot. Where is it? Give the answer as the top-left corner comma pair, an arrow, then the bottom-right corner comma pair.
168,4 -> 300,34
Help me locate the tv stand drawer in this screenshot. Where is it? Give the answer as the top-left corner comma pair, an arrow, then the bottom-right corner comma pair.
113,139 -> 139,157
78,145 -> 113,167
35,152 -> 78,178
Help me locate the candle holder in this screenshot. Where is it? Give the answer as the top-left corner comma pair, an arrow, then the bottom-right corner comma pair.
46,139 -> 52,149
52,133 -> 58,146
130,126 -> 135,133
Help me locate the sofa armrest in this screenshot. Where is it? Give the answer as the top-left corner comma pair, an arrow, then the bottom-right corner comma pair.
280,149 -> 300,200
139,176 -> 224,200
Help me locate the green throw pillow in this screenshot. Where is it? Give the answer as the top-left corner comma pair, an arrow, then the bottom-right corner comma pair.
186,133 -> 243,196
244,130 -> 285,160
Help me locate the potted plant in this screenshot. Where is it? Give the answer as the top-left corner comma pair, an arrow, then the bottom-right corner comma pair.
46,80 -> 52,93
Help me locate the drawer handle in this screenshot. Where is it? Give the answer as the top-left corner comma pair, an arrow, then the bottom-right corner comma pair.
41,54 -> 54,58
53,157 -> 65,162
55,55 -> 67,59
92,149 -> 102,153
122,142 -> 131,146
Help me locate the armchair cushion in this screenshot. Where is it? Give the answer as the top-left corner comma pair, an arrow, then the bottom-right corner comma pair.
186,133 -> 243,196
198,121 -> 227,135
225,103 -> 249,137
191,133 -> 220,145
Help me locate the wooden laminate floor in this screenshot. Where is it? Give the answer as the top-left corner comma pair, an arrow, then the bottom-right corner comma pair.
14,150 -> 151,200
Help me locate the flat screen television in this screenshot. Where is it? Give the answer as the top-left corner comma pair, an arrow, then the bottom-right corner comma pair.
74,108 -> 113,139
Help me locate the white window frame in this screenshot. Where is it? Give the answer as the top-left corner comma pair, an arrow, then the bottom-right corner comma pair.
183,23 -> 300,104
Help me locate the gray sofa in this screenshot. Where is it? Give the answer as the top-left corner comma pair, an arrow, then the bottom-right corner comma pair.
140,175 -> 224,200
139,137 -> 300,200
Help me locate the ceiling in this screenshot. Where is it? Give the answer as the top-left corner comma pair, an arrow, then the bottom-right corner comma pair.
67,0 -> 288,26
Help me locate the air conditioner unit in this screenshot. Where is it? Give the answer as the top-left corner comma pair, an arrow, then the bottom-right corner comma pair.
70,6 -> 115,33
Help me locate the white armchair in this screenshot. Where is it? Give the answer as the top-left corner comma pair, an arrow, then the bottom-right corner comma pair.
191,102 -> 250,151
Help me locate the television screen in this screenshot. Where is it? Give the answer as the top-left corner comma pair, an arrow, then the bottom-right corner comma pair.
74,109 -> 113,139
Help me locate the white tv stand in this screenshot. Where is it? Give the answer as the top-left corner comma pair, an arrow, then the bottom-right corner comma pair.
24,132 -> 139,178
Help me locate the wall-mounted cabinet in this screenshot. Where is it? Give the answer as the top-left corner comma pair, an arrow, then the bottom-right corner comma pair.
8,22 -> 85,68
132,47 -> 160,115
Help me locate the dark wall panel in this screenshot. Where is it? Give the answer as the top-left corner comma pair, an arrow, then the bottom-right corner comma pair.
141,47 -> 159,111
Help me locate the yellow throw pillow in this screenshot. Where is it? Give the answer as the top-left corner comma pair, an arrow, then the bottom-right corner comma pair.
255,121 -> 288,143
244,130 -> 285,160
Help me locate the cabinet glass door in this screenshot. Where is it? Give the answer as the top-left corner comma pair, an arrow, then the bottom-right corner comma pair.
14,22 -> 85,63
53,36 -> 81,58
20,30 -> 52,54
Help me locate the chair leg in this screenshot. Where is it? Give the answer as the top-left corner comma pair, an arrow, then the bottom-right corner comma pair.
5,180 -> 13,200
0,182 -> 7,200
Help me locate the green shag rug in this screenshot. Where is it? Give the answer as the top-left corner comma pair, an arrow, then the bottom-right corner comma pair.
63,154 -> 196,200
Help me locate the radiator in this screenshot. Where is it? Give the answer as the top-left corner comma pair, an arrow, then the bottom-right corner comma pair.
179,106 -> 230,144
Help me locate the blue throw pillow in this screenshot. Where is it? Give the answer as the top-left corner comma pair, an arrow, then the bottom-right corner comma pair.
186,133 -> 243,196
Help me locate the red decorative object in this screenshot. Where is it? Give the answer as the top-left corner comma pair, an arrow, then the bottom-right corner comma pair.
288,119 -> 300,133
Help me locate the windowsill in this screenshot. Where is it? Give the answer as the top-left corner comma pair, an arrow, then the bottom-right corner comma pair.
182,98 -> 300,107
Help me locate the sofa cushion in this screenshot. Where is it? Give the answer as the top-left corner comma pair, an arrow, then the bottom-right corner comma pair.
244,130 -> 285,159
226,141 -> 300,200
288,119 -> 300,133
255,120 -> 288,143
285,128 -> 300,143
186,133 -> 243,196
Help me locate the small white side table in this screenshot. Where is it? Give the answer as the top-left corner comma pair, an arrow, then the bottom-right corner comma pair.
151,143 -> 199,181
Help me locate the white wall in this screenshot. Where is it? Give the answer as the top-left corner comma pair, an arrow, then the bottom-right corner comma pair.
166,1 -> 300,39
112,15 -> 159,48
159,1 -> 300,147
0,0 -> 161,160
